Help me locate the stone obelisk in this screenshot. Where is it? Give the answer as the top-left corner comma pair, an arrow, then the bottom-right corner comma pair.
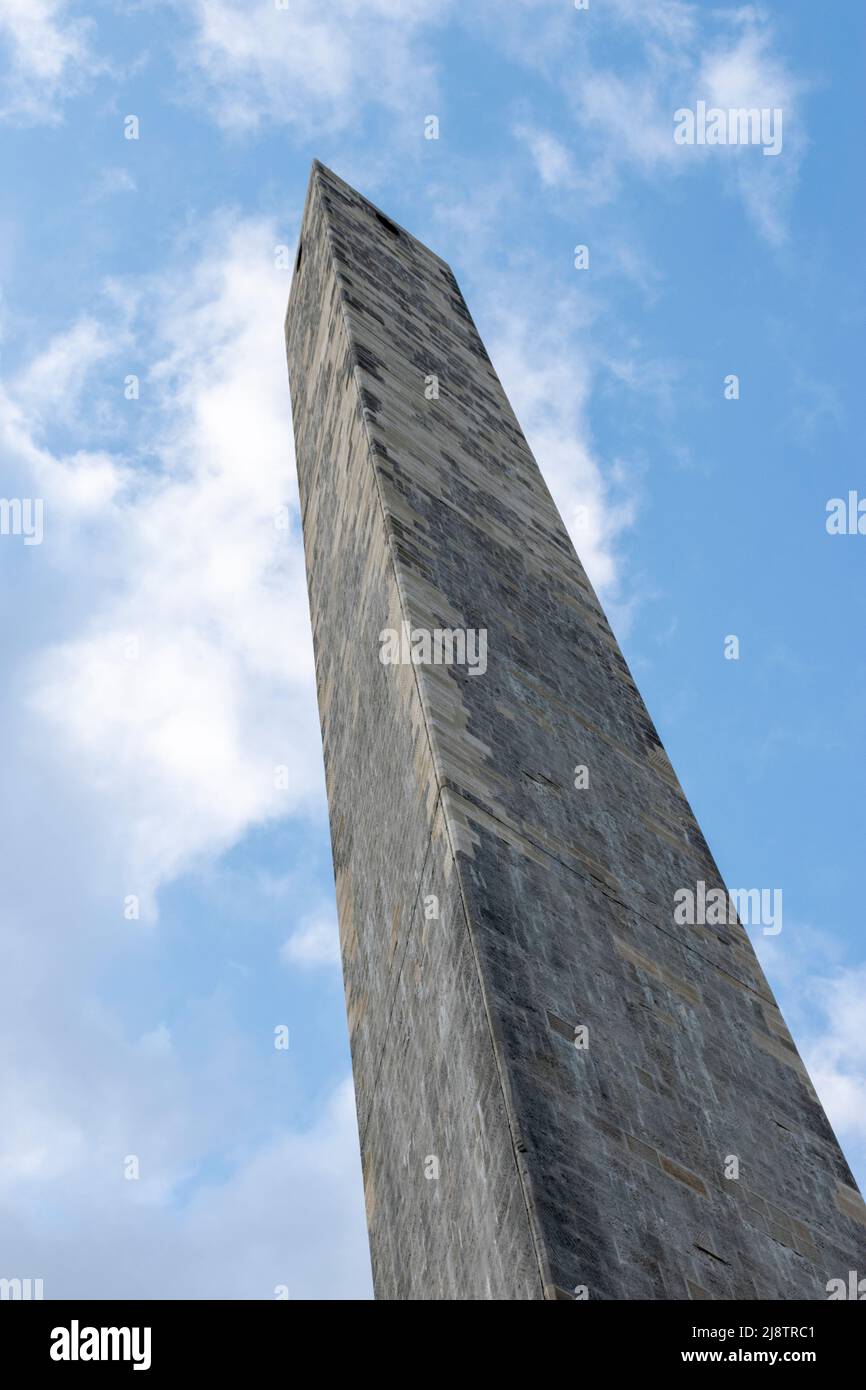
285,161 -> 866,1299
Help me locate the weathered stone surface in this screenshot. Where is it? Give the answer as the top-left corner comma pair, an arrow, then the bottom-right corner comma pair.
285,161 -> 866,1300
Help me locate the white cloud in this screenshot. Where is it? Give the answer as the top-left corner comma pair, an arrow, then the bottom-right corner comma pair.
514,5 -> 806,243
151,1079 -> 370,1299
182,0 -> 446,134
0,200 -> 374,1289
88,165 -> 137,201
10,316 -> 115,425
573,68 -> 686,177
0,0 -> 99,123
0,1054 -> 371,1296
758,930 -> 866,1184
606,0 -> 697,44
801,967 -> 866,1147
1,211 -> 324,915
698,24 -> 807,245
487,307 -> 637,606
514,124 -> 574,188
281,912 -> 341,969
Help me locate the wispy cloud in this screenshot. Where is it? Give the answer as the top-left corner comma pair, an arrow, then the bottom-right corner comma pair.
487,305 -> 638,606
281,912 -> 341,970
180,0 -> 447,135
0,0 -> 100,123
512,4 -> 807,243
805,966 -> 866,1149
698,20 -> 808,245
758,928 -> 866,1182
513,124 -> 574,188
87,165 -> 137,202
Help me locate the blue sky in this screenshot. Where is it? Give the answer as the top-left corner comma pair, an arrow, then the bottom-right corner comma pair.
0,0 -> 863,1299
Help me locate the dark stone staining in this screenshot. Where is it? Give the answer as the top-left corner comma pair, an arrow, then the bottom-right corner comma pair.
359,388 -> 382,419
546,1009 -> 578,1045
373,209 -> 401,238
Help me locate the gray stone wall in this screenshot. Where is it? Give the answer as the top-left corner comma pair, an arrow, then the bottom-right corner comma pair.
285,161 -> 866,1299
